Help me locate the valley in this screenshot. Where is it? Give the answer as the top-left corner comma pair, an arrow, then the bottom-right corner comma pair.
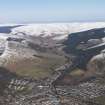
0,23 -> 105,105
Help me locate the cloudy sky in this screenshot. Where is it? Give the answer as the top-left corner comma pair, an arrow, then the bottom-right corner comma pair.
0,0 -> 105,23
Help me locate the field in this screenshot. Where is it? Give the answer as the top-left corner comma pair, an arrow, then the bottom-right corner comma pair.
5,53 -> 66,79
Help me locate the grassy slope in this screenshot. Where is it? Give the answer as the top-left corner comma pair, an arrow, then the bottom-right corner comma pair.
5,53 -> 66,79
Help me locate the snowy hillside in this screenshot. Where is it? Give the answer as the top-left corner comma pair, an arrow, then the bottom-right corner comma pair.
11,22 -> 105,40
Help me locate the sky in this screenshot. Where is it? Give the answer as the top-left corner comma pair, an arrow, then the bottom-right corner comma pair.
0,0 -> 105,23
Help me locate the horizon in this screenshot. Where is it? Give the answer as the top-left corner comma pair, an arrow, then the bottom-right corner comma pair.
0,0 -> 105,23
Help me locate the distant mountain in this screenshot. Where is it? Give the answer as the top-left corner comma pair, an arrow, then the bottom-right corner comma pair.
11,22 -> 105,40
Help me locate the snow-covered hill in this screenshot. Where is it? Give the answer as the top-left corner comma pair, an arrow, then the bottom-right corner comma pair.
11,22 -> 105,40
